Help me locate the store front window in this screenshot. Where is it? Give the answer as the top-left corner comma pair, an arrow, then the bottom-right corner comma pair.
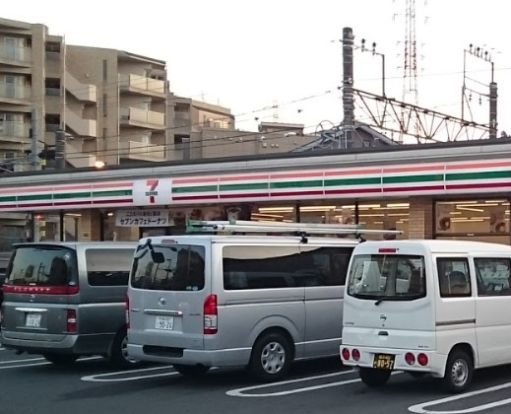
435,199 -> 510,244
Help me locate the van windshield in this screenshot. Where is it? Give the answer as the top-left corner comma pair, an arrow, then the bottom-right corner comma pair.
131,244 -> 205,291
347,254 -> 426,301
6,245 -> 77,286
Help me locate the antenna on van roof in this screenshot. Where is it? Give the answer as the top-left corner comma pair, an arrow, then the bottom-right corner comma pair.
186,220 -> 401,242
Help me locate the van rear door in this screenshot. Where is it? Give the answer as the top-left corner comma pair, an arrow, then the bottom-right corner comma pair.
2,244 -> 77,339
129,241 -> 208,350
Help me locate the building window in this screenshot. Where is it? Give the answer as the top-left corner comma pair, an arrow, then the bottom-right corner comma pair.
435,199 -> 510,243
102,94 -> 108,117
102,59 -> 108,81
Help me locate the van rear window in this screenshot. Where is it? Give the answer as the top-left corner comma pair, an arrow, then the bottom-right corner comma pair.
131,244 -> 205,291
86,248 -> 134,286
6,245 -> 76,286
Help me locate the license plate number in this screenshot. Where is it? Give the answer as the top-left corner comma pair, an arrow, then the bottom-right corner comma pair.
373,353 -> 395,370
25,313 -> 42,328
155,316 -> 174,330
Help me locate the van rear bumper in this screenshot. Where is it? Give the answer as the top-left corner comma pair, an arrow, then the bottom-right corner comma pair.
1,330 -> 114,355
127,343 -> 251,367
340,344 -> 447,378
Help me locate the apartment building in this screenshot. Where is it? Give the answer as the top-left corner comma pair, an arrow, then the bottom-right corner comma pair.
0,17 -> 168,170
167,95 -> 318,160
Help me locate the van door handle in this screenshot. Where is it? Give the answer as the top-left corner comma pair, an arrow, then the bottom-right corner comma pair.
131,308 -> 140,312
378,331 -> 389,336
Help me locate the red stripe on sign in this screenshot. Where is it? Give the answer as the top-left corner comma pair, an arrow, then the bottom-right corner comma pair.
445,161 -> 511,171
446,182 -> 511,190
219,192 -> 270,199
270,171 -> 324,180
383,185 -> 444,192
172,195 -> 219,201
325,188 -> 381,195
172,177 -> 219,185
269,190 -> 324,197
384,164 -> 444,174
324,168 -> 381,177
91,199 -> 133,205
219,174 -> 269,182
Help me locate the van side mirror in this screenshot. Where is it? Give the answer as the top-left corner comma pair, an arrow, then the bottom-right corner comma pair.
151,251 -> 165,264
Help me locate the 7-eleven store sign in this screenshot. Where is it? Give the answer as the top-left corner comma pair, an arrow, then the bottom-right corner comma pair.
133,179 -> 172,206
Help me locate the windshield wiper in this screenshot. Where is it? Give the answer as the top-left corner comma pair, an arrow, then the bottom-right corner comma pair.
374,297 -> 385,306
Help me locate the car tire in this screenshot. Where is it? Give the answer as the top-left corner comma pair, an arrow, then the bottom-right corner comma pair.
43,354 -> 78,365
359,367 -> 391,387
173,364 -> 210,377
249,332 -> 292,382
110,327 -> 140,368
442,350 -> 473,393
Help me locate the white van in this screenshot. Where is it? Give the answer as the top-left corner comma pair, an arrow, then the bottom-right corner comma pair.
341,239 -> 511,393
126,221 -> 391,381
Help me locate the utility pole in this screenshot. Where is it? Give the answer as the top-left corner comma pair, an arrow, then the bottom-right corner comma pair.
55,129 -> 66,169
342,27 -> 355,148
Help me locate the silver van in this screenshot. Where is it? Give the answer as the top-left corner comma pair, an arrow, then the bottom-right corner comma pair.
0,242 -> 137,367
127,233 -> 357,381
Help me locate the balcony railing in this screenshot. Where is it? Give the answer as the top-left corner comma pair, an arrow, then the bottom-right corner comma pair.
0,84 -> 31,101
120,107 -> 165,128
125,140 -> 165,162
0,47 -> 31,64
119,74 -> 165,96
0,121 -> 29,138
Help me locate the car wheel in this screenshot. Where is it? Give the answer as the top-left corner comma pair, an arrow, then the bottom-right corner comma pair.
442,350 -> 473,393
249,332 -> 292,382
110,328 -> 140,368
43,354 -> 78,365
359,367 -> 391,387
173,364 -> 210,377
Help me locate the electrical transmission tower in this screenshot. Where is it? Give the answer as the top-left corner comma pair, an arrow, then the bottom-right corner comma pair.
402,0 -> 419,106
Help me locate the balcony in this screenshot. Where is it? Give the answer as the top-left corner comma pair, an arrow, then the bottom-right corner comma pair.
65,71 -> 97,102
0,47 -> 31,67
0,84 -> 31,105
0,121 -> 30,145
65,140 -> 98,168
119,74 -> 166,99
65,108 -> 97,137
120,107 -> 165,129
122,140 -> 165,162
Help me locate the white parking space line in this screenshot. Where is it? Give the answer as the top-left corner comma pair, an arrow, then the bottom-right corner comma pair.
81,365 -> 178,382
408,381 -> 511,413
0,361 -> 50,369
227,370 -> 403,397
0,357 -> 45,364
0,347 -> 6,351
0,355 -> 101,370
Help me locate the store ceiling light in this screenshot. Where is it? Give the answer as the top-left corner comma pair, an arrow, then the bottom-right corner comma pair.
456,206 -> 484,212
258,207 -> 294,213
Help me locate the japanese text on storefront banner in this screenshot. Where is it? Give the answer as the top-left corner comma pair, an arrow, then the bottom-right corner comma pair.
115,210 -> 171,227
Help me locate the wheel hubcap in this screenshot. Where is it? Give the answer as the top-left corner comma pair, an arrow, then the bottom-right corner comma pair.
450,359 -> 468,387
261,341 -> 286,374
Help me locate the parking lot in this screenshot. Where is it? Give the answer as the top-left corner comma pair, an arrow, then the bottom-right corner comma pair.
3,347 -> 511,414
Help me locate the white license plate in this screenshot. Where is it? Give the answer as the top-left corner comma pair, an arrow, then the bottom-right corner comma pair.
25,313 -> 42,328
155,316 -> 174,330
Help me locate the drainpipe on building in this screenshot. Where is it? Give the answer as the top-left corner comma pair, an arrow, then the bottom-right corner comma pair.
55,129 -> 66,169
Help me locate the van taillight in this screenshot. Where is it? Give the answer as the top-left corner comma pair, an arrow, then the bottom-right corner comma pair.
378,248 -> 398,254
203,294 -> 218,335
125,294 -> 130,329
66,309 -> 77,333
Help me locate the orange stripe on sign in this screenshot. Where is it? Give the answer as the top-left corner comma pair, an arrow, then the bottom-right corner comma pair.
384,164 -> 444,174
172,177 -> 219,185
219,174 -> 269,182
446,161 -> 511,171
270,171 -> 324,180
324,168 -> 381,176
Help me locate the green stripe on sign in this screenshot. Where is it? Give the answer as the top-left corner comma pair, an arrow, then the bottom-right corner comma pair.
324,177 -> 380,187
0,196 -> 16,202
18,194 -> 53,201
383,174 -> 444,184
219,183 -> 268,191
446,170 -> 511,181
173,185 -> 218,194
54,192 -> 91,199
92,190 -> 132,197
270,180 -> 323,189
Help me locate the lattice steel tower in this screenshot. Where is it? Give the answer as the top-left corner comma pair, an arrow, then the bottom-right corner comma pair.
402,0 -> 418,106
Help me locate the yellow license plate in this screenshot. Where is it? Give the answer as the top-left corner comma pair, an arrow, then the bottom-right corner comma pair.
372,354 -> 395,370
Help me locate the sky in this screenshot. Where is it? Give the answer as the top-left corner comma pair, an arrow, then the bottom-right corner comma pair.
3,0 -> 510,137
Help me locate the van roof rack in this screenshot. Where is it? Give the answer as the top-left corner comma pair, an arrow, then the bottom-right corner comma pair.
186,220 -> 401,243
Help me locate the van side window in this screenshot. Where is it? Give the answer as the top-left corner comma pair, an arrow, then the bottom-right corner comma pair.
474,258 -> 511,296
86,249 -> 134,286
436,258 -> 471,297
223,246 -> 352,290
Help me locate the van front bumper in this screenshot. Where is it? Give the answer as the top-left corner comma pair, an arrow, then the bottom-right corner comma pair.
127,343 -> 252,368
340,345 -> 448,378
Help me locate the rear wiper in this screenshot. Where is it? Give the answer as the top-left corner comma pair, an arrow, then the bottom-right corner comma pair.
374,297 -> 386,306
